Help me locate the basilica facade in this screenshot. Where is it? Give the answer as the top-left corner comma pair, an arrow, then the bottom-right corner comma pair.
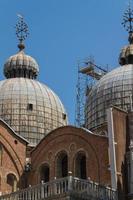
1,6 -> 133,200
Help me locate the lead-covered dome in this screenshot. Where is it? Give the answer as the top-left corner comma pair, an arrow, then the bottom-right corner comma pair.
85,10 -> 133,131
0,17 -> 68,145
0,78 -> 67,145
4,50 -> 39,79
85,64 -> 133,130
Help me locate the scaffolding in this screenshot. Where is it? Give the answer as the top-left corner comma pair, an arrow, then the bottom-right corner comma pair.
75,58 -> 107,127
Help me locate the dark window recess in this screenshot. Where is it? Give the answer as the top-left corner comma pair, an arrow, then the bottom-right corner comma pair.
61,155 -> 68,177
75,153 -> 87,179
40,165 -> 49,183
57,152 -> 68,178
62,113 -> 66,120
27,104 -> 33,111
14,140 -> 18,144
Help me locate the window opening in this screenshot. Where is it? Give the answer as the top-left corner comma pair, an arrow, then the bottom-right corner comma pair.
57,152 -> 68,178
7,174 -> 17,192
62,113 -> 66,120
27,103 -> 33,111
75,153 -> 87,179
40,165 -> 50,183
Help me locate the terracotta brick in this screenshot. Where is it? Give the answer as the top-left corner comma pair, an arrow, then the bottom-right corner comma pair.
0,120 -> 27,194
29,126 -> 111,186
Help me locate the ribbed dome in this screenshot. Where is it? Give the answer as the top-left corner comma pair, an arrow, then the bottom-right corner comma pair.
4,50 -> 39,79
85,64 -> 133,130
119,45 -> 133,66
0,78 -> 68,145
0,17 -> 68,145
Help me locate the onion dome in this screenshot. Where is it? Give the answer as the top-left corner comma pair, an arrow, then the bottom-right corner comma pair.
4,50 -> 39,79
119,39 -> 133,66
4,17 -> 39,79
119,7 -> 133,66
0,16 -> 68,145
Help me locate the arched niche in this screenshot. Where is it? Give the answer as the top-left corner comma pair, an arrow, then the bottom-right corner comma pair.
40,164 -> 50,183
56,151 -> 68,178
75,152 -> 87,179
7,173 -> 17,192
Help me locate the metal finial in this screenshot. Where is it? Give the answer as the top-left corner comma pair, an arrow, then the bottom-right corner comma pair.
122,1 -> 133,43
15,14 -> 29,50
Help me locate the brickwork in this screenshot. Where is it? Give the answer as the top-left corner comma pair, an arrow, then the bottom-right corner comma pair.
0,119 -> 27,194
29,126 -> 111,186
0,108 -> 128,198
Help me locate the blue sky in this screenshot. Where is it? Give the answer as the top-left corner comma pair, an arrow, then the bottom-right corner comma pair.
0,0 -> 130,124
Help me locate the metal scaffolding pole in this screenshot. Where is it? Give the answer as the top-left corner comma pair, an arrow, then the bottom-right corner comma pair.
75,58 -> 107,128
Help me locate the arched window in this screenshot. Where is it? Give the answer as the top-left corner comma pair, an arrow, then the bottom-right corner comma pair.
56,151 -> 68,178
75,152 -> 87,179
40,164 -> 50,183
7,173 -> 17,192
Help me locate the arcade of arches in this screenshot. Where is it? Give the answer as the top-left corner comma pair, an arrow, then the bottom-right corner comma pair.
39,151 -> 87,183
29,125 -> 111,187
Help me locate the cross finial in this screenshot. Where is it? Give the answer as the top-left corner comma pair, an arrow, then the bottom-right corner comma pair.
15,14 -> 29,50
122,1 -> 133,43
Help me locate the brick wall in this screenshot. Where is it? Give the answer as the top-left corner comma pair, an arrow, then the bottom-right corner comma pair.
0,120 -> 27,194
29,126 -> 111,186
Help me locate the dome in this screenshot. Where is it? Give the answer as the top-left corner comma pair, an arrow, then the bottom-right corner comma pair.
119,34 -> 133,66
4,50 -> 39,79
0,78 -> 67,145
0,17 -> 68,146
85,64 -> 133,130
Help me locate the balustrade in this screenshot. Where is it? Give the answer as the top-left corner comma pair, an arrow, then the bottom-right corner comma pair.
0,176 -> 117,200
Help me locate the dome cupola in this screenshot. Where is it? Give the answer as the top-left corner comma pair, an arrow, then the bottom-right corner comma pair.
0,16 -> 68,145
4,16 -> 39,80
85,4 -> 133,131
119,6 -> 133,65
119,36 -> 133,66
4,51 -> 39,79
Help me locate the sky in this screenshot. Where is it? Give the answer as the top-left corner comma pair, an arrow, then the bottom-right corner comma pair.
0,0 -> 130,124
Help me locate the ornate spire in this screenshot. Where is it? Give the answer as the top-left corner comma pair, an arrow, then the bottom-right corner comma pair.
122,1 -> 133,44
15,14 -> 29,51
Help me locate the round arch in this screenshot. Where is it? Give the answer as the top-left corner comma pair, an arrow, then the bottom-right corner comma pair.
6,173 -> 18,193
55,150 -> 68,178
74,151 -> 87,179
39,163 -> 50,183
